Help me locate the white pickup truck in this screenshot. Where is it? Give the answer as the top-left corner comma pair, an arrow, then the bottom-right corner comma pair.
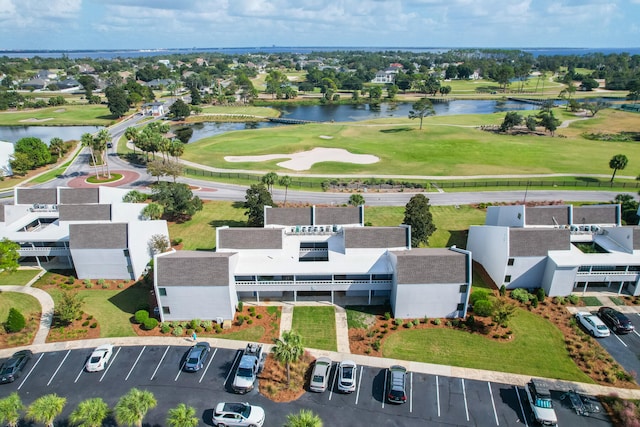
232,343 -> 266,394
525,379 -> 558,426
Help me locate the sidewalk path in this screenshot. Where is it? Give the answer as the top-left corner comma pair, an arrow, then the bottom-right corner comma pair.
1,284 -> 53,345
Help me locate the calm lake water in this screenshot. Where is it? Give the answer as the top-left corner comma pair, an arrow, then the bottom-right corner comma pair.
0,125 -> 102,144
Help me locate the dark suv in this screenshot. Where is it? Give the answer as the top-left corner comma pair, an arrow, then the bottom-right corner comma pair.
598,307 -> 635,334
386,365 -> 407,403
183,342 -> 211,372
0,350 -> 33,384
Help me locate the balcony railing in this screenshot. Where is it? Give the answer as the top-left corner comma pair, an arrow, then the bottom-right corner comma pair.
18,247 -> 69,256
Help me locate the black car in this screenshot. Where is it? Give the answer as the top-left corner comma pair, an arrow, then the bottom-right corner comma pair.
183,342 -> 211,372
598,307 -> 635,334
0,350 -> 33,384
386,365 -> 407,403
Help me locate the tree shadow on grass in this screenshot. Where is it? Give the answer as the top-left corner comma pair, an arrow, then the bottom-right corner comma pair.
379,127 -> 413,134
446,230 -> 469,249
108,281 -> 151,316
575,176 -> 600,183
209,219 -> 246,228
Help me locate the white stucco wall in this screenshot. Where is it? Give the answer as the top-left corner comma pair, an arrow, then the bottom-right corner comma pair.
71,248 -> 130,279
128,219 -> 169,279
542,258 -> 577,296
505,256 -> 547,289
467,226 -> 509,286
485,205 -> 524,227
0,141 -> 14,176
392,283 -> 466,318
158,286 -> 235,322
602,227 -> 634,253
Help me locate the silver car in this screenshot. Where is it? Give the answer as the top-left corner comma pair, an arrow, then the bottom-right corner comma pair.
337,360 -> 357,393
575,312 -> 610,337
309,357 -> 332,392
212,402 -> 265,427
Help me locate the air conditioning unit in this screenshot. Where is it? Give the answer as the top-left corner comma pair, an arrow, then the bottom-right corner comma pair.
216,317 -> 223,324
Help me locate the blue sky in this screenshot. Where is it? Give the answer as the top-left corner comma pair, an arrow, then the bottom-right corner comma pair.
1,0 -> 639,50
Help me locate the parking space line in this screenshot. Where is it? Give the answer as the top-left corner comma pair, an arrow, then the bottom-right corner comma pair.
488,382 -> 499,426
354,365 -> 363,405
125,346 -> 146,381
514,386 -> 529,427
612,333 -> 628,347
328,363 -> 338,401
634,330 -> 640,338
224,351 -> 242,387
150,346 -> 170,381
18,353 -> 44,390
461,378 -> 469,421
100,347 -> 120,382
74,362 -> 85,383
199,348 -> 217,383
47,350 -> 71,386
175,360 -> 185,381
435,375 -> 440,417
382,369 -> 388,409
409,371 -> 413,413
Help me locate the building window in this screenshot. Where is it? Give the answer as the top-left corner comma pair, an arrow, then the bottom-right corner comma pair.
123,249 -> 130,257
507,258 -> 514,266
457,303 -> 465,311
159,288 -> 167,296
459,284 -> 468,293
504,275 -> 512,283
162,306 -> 170,314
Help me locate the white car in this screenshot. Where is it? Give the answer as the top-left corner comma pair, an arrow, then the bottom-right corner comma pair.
575,312 -> 610,337
85,344 -> 114,372
212,402 -> 265,427
309,357 -> 332,392
337,360 -> 357,393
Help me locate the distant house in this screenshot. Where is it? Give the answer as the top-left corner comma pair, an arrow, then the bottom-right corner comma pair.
371,64 -> 403,84
142,102 -> 165,116
145,79 -> 173,89
20,78 -> 47,90
57,78 -> 81,91
0,141 -> 14,177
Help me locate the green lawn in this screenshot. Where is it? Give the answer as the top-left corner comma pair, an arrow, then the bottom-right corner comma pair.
0,105 -> 117,126
382,309 -> 592,382
580,296 -> 602,306
0,270 -> 41,285
45,286 -> 148,338
210,326 -> 266,342
0,292 -> 41,322
182,109 -> 640,177
291,306 -> 337,351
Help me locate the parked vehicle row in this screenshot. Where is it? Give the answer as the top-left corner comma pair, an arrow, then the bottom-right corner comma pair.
575,307 -> 635,338
0,350 -> 32,384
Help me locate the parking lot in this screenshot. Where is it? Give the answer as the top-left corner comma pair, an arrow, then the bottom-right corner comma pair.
0,344 -> 612,426
595,311 -> 640,377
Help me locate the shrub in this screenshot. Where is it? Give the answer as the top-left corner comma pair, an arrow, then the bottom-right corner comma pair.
536,288 -> 546,302
214,325 -> 222,333
134,310 -> 149,324
6,308 -> 26,332
160,323 -> 171,334
237,301 -> 244,312
143,318 -> 159,330
247,319 -> 253,325
554,296 -> 566,305
395,318 -> 403,326
205,325 -> 213,332
189,319 -> 200,330
499,285 -> 506,297
201,320 -> 212,329
433,318 -> 441,326
404,322 -> 413,328
568,294 -> 579,305
117,283 -> 125,289
87,315 -> 93,320
511,288 -> 531,303
90,322 -> 98,328
422,316 -> 429,324
451,319 -> 461,327
248,306 -> 256,313
470,289 -> 491,305
101,283 -> 109,289
66,276 -> 76,284
413,319 -> 420,327
172,326 -> 184,336
97,279 -> 105,285
474,299 -> 494,317
466,315 -> 475,327
256,314 -> 263,319
83,279 -> 91,286
82,320 -> 90,327
384,312 -> 391,320
531,298 -> 538,308
372,340 -> 381,351
446,321 -> 453,327
237,317 -> 245,326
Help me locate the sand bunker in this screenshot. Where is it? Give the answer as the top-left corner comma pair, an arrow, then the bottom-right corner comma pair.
224,147 -> 379,171
19,118 -> 54,122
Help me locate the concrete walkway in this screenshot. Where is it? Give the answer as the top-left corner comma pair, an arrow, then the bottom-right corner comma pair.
1,284 -> 53,345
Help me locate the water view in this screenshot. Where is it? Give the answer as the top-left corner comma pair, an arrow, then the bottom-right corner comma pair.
0,125 -> 102,144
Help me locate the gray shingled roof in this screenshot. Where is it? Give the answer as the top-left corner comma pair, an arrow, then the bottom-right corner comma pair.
157,251 -> 233,287
573,206 -> 618,225
509,228 -> 570,257
526,206 -> 570,226
59,188 -> 99,205
316,207 -> 362,225
69,223 -> 128,249
0,205 -> 4,223
393,248 -> 467,284
633,228 -> 640,250
344,227 -> 408,248
59,204 -> 111,221
218,228 -> 282,249
16,188 -> 57,205
265,208 -> 312,226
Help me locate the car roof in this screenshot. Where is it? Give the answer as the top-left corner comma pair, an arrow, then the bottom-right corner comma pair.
531,379 -> 551,396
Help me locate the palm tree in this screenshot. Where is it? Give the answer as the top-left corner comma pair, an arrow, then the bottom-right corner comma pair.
284,409 -> 323,427
49,137 -> 65,160
115,388 -> 157,427
0,392 -> 24,427
279,175 -> 292,206
261,172 -> 278,194
69,397 -> 109,427
124,127 -> 139,153
26,393 -> 66,427
166,403 -> 199,427
609,154 -> 629,182
95,128 -> 112,178
81,132 -> 100,179
272,330 -> 304,386
142,203 -> 164,220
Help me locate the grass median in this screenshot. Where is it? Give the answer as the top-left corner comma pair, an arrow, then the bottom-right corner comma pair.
292,306 -> 337,351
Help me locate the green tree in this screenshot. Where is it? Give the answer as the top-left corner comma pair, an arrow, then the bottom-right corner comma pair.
6,307 -> 26,332
81,132 -> 100,179
0,238 -> 20,273
0,392 -> 23,427
142,203 -> 164,220
114,388 -> 157,427
348,193 -> 365,207
77,75 -> 97,99
386,84 -> 399,99
609,154 -> 629,182
150,182 -> 203,220
525,115 -> 537,131
614,194 -> 639,225
272,330 -> 304,386
582,100 -> 610,117
279,175 -> 292,207
94,128 -> 112,178
491,299 -> 516,328
403,194 -> 437,247
408,98 -> 435,130
499,112 -> 523,132
9,152 -> 33,175
559,82 -> 576,110
284,409 -> 323,427
148,234 -> 170,254
166,403 -> 199,427
261,171 -> 278,194
537,110 -> 560,136
105,86 -> 130,117
189,87 -> 201,105
124,127 -> 139,153
123,190 -> 148,203
69,397 -> 109,427
368,86 -> 383,101
27,393 -> 66,427
55,290 -> 84,325
244,183 -> 274,227
49,137 -> 65,160
14,137 -> 51,168
169,99 -> 191,118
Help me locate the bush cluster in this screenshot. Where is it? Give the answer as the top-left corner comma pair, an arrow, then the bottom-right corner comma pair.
6,308 -> 26,333
143,318 -> 159,330
134,310 -> 149,324
510,288 -> 532,303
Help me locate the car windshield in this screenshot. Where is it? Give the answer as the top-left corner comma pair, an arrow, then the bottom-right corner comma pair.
342,367 -> 354,379
187,357 -> 199,364
90,355 -> 102,363
597,324 -> 608,330
389,389 -> 405,398
0,366 -> 12,375
238,367 -> 254,378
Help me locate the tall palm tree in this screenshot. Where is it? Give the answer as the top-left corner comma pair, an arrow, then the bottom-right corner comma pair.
279,175 -> 292,206
609,154 -> 629,182
26,393 -> 66,427
261,172 -> 278,194
0,392 -> 24,427
166,403 -> 199,427
95,128 -> 112,178
81,132 -> 100,179
124,126 -> 139,153
284,409 -> 323,427
69,397 -> 109,427
272,330 -> 304,386
114,388 -> 157,427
